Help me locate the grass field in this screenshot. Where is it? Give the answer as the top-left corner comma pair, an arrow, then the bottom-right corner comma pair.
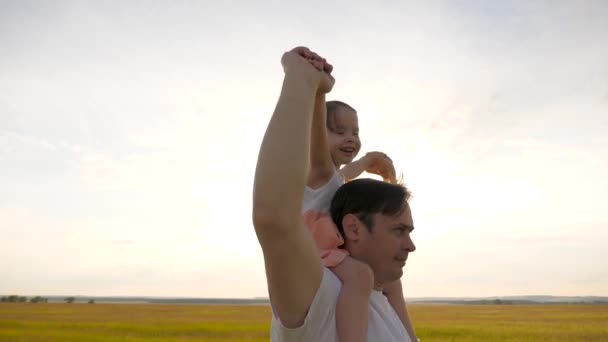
1,303 -> 607,341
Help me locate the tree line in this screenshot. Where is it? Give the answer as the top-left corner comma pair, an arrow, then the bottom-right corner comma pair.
1,295 -> 95,304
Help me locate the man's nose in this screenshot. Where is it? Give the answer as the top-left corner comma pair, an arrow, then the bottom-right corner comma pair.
402,234 -> 416,252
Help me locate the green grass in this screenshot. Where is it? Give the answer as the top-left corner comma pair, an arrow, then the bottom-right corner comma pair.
1,303 -> 607,341
0,304 -> 269,342
412,305 -> 608,342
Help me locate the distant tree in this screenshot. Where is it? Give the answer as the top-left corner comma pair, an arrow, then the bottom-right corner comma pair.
2,295 -> 36,303
88,299 -> 95,304
30,296 -> 48,303
65,297 -> 76,304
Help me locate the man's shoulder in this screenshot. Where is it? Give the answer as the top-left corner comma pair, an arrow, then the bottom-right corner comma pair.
271,268 -> 411,341
270,267 -> 341,341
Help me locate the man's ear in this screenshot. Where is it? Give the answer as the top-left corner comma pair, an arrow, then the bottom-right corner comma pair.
342,213 -> 363,241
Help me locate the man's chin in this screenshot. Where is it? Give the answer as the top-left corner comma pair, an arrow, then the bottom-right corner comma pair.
380,270 -> 403,284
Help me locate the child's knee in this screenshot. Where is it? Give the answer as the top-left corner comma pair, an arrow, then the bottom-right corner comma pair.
352,261 -> 374,289
333,258 -> 374,290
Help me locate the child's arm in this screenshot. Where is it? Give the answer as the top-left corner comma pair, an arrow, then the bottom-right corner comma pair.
340,151 -> 397,183
307,93 -> 336,189
383,279 -> 419,341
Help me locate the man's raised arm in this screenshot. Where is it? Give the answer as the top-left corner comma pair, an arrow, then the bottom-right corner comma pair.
252,47 -> 334,328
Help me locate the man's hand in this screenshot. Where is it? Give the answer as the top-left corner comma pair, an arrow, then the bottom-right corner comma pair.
281,46 -> 334,94
361,152 -> 397,183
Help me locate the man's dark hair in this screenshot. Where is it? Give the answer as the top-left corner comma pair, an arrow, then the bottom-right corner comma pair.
330,178 -> 411,235
326,100 -> 356,132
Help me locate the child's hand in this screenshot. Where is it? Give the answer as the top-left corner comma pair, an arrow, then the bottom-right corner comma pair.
281,46 -> 334,93
300,48 -> 334,94
361,152 -> 397,183
381,279 -> 403,297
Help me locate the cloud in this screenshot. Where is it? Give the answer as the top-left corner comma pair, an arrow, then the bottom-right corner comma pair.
111,239 -> 135,245
407,220 -> 608,296
0,130 -> 57,151
2,1 -> 607,298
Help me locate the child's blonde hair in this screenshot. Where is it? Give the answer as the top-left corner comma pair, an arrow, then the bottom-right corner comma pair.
326,100 -> 356,132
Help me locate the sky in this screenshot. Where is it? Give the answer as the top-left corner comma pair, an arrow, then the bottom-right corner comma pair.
1,0 -> 607,299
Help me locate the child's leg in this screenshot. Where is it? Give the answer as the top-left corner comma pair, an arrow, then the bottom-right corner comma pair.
330,256 -> 374,342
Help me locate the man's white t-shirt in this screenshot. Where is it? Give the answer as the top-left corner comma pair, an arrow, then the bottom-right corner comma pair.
270,268 -> 411,342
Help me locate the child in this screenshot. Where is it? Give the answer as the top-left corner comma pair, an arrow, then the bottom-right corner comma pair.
303,87 -> 415,340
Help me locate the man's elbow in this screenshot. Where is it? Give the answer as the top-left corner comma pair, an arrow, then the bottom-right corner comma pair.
252,203 -> 275,229
252,206 -> 295,245
252,202 -> 290,229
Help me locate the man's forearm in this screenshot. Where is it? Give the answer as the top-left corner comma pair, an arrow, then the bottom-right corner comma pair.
253,74 -> 317,224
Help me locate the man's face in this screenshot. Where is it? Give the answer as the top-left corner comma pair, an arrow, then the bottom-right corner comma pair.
357,204 -> 416,285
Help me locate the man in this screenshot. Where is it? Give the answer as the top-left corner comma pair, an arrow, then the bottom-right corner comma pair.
252,46 -> 417,341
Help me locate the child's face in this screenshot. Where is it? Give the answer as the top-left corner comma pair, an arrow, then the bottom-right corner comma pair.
328,108 -> 361,167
